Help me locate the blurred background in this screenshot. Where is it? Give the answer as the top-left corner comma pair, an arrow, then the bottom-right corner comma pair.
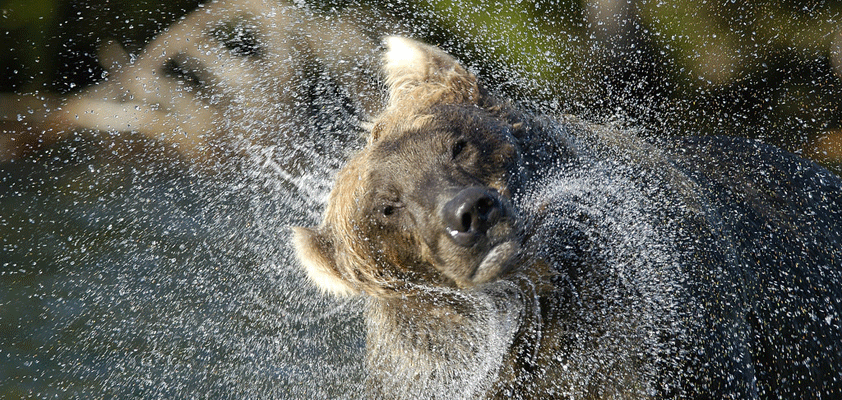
3,0 -> 842,171
1,0 -> 841,398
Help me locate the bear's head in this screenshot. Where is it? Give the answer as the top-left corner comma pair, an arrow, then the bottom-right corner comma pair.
293,37 -> 526,297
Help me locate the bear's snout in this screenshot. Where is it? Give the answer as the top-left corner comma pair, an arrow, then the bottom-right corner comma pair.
442,187 -> 505,247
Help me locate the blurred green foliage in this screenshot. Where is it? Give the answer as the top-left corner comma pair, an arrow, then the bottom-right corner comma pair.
1,0 -> 59,89
2,0 -> 841,168
405,0 -> 842,172
1,0 -> 201,92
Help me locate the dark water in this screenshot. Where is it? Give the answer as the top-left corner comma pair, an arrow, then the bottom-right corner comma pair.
0,139 -> 365,398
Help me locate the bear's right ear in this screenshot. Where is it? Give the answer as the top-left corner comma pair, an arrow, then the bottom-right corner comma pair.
381,36 -> 479,112
292,226 -> 359,297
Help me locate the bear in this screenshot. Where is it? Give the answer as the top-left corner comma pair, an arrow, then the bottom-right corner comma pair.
293,36 -> 842,399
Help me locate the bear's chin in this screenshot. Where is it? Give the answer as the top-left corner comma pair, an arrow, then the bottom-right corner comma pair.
465,240 -> 520,286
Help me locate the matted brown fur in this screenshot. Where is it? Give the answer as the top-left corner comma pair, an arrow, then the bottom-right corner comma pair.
293,36 -> 659,398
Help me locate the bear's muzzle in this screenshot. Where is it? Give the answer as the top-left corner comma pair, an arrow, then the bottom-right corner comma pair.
442,187 -> 506,247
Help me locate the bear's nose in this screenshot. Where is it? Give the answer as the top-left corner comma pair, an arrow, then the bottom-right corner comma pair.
443,187 -> 504,247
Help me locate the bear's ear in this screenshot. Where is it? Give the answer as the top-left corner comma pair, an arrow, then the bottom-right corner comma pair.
292,226 -> 359,297
381,36 -> 479,111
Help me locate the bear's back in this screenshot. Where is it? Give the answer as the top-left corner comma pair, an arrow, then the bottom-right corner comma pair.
668,136 -> 842,397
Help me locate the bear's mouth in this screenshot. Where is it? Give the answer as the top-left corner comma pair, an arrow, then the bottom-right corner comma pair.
469,239 -> 520,284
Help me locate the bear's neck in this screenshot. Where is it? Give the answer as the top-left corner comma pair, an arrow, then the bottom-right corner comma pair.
363,284 -> 528,398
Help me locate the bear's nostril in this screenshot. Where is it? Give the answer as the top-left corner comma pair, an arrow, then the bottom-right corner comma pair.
460,212 -> 473,233
476,197 -> 493,217
443,187 -> 504,246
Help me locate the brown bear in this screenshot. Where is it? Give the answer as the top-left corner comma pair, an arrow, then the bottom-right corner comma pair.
293,37 -> 842,399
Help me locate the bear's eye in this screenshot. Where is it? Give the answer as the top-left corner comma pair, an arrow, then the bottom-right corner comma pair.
451,140 -> 467,159
377,200 -> 403,217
